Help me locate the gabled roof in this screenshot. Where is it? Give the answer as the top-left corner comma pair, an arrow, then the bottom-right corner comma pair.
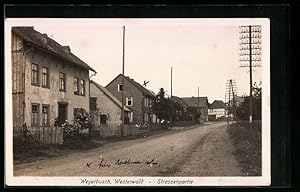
12,26 -> 96,72
209,100 -> 227,109
171,96 -> 189,108
91,81 -> 130,112
181,97 -> 209,108
106,74 -> 156,97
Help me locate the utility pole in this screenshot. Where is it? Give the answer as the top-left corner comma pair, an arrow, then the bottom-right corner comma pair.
197,86 -> 199,107
228,81 -> 231,126
239,25 -> 261,124
249,25 -> 253,123
121,25 -> 125,136
170,66 -> 173,129
198,86 -> 200,123
225,79 -> 237,126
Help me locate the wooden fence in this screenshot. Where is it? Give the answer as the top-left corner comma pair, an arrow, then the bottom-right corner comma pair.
14,126 -> 64,144
92,123 -> 139,137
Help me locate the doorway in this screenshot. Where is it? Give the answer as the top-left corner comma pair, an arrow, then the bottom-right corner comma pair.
58,102 -> 68,126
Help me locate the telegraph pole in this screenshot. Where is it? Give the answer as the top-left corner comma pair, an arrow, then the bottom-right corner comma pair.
225,79 -> 237,126
121,25 -> 125,136
170,66 -> 173,129
249,25 -> 253,123
198,86 -> 200,123
239,25 -> 261,124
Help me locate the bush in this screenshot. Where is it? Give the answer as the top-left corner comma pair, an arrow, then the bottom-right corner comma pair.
56,108 -> 92,138
228,121 -> 262,176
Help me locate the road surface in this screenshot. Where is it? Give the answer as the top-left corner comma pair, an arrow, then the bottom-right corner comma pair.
14,121 -> 243,176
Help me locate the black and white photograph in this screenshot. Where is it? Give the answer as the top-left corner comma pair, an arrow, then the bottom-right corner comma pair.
5,18 -> 270,186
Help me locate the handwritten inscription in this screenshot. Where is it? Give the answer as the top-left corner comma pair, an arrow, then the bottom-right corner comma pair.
85,157 -> 159,168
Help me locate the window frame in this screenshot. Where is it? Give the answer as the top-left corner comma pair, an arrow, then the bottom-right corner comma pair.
144,98 -> 149,107
59,72 -> 66,92
80,79 -> 85,96
118,84 -> 123,92
31,103 -> 40,126
42,104 -> 50,126
100,114 -> 107,125
144,112 -> 149,123
128,112 -> 133,122
126,97 -> 133,106
41,66 -> 49,88
74,77 -> 79,95
31,63 -> 39,86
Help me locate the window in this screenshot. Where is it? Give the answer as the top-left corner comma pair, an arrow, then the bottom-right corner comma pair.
144,112 -> 149,123
31,104 -> 39,126
80,79 -> 85,96
90,97 -> 97,110
59,72 -> 66,91
42,67 -> 49,87
100,114 -> 107,125
126,97 -> 133,106
74,77 -> 79,95
128,112 -> 133,122
118,84 -> 123,92
42,105 -> 49,126
144,98 -> 149,107
31,63 -> 39,85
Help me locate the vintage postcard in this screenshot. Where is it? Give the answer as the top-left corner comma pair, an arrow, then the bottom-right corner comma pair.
5,18 -> 270,186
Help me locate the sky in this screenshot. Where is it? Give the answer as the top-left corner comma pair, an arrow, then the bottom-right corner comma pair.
5,18 -> 266,103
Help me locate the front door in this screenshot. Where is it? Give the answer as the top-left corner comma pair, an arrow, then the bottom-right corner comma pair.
58,102 -> 68,126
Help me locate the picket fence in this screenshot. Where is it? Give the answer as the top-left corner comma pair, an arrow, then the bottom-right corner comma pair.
14,126 -> 64,144
92,123 -> 139,137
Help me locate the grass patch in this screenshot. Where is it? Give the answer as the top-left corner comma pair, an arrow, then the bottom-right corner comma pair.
228,120 -> 262,176
14,136 -> 103,164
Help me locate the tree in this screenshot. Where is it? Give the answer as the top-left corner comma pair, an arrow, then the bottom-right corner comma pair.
152,88 -> 171,122
236,82 -> 262,120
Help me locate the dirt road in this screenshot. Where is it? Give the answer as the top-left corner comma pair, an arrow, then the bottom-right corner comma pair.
14,121 -> 242,176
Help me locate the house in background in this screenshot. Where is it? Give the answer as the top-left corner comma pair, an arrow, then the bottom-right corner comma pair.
90,80 -> 131,136
181,96 -> 209,122
171,96 -> 190,121
208,100 -> 227,121
11,27 -> 96,143
106,74 -> 156,125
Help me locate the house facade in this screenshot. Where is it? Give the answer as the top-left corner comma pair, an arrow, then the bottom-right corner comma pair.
90,81 -> 131,136
106,74 -> 156,125
208,100 -> 227,120
11,27 -> 96,141
181,97 -> 209,122
171,96 -> 190,121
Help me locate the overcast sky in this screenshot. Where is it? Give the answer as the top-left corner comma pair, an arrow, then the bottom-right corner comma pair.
6,18 -> 266,103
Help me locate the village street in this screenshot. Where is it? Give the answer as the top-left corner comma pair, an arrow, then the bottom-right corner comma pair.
14,121 -> 243,176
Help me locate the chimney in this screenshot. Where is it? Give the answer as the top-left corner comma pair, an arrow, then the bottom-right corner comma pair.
62,46 -> 71,53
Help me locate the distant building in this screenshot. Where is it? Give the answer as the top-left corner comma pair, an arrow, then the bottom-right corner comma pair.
90,80 -> 131,124
181,97 -> 209,122
90,81 -> 131,136
106,74 -> 156,125
11,27 -> 96,142
208,100 -> 227,120
171,96 -> 190,121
